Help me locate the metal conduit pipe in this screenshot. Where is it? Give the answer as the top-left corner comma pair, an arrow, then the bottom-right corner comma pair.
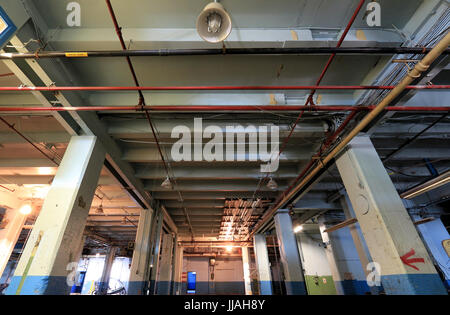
0,106 -> 449,112
105,0 -> 194,238
0,85 -> 448,92
1,47 -> 448,59
0,116 -> 59,166
251,0 -> 372,201
249,32 -> 450,238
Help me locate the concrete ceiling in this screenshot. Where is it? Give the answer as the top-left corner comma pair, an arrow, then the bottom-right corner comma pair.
0,0 -> 449,242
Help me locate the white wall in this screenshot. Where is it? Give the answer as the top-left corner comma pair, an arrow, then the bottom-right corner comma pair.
182,256 -> 245,294
297,232 -> 332,276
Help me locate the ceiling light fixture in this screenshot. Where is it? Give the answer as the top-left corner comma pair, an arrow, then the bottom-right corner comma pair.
19,204 -> 32,215
196,1 -> 232,43
96,204 -> 104,214
293,225 -> 304,233
267,177 -> 278,190
161,176 -> 173,190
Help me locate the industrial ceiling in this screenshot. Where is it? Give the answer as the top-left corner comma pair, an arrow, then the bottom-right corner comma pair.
0,0 -> 449,245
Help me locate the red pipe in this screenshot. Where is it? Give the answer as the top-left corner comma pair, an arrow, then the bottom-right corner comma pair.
277,110 -> 359,204
0,73 -> 14,78
0,106 -> 448,112
105,0 -> 174,187
0,184 -> 15,192
308,0 -> 367,102
0,85 -> 448,92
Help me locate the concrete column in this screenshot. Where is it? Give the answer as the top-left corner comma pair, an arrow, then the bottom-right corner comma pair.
340,195 -> 371,273
157,233 -> 174,295
412,216 -> 450,290
241,246 -> 252,295
5,136 -> 105,295
336,136 -> 447,295
171,239 -> 183,295
149,209 -> 163,294
318,216 -> 345,295
274,210 -> 306,295
0,189 -> 28,277
253,234 -> 272,295
69,235 -> 87,294
128,208 -> 154,295
319,214 -> 372,295
99,246 -> 119,294
340,195 -> 381,294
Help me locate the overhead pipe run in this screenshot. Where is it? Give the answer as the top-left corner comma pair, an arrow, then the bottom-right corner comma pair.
250,0 -> 367,203
0,105 -> 449,113
1,47 -> 448,60
249,32 -> 450,238
0,85 -> 448,92
105,0 -> 194,238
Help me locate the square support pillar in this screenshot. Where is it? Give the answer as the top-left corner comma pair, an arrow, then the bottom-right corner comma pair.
412,216 -> 450,290
128,208 -> 154,295
241,246 -> 252,295
172,242 -> 183,295
0,189 -> 28,278
99,246 -> 119,294
318,216 -> 345,295
336,136 -> 447,295
274,210 -> 307,295
253,234 -> 272,295
340,194 -> 381,294
156,233 -> 174,295
5,136 -> 105,295
149,209 -> 164,294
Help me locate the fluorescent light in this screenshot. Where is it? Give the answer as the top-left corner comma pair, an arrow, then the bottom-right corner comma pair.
293,225 -> 303,233
37,167 -> 53,175
400,170 -> 450,199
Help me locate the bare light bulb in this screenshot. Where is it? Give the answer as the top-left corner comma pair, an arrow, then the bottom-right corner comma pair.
293,225 -> 304,233
19,204 -> 32,215
225,245 -> 233,252
267,178 -> 278,190
161,177 -> 172,190
207,13 -> 222,33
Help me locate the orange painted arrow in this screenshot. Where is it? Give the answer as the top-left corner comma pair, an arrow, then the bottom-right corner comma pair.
400,249 -> 425,271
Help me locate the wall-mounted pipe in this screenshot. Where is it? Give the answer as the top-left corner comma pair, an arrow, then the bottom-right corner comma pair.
1,47 -> 447,59
0,85 -> 447,92
249,32 -> 450,238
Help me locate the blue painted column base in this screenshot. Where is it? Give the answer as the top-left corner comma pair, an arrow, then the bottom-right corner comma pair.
5,275 -> 70,295
381,273 -> 448,295
126,281 -> 147,295
337,280 -> 378,295
285,281 -> 307,295
259,281 -> 273,295
156,281 -> 172,295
